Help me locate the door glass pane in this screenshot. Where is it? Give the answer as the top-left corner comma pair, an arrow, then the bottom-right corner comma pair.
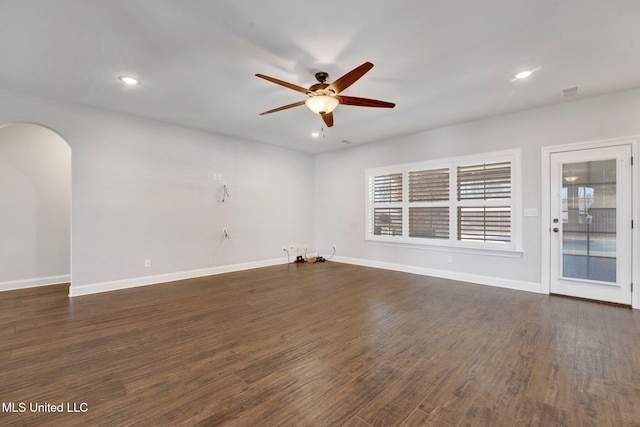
561,159 -> 616,282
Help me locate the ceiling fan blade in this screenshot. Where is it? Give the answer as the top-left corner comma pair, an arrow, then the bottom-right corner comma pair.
328,62 -> 374,94
321,112 -> 334,127
255,74 -> 309,94
259,100 -> 306,115
339,96 -> 395,108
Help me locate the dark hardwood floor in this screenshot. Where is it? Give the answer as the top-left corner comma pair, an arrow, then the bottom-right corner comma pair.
1,262 -> 639,426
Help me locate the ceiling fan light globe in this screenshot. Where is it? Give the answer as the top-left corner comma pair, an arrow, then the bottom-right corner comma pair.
305,95 -> 339,115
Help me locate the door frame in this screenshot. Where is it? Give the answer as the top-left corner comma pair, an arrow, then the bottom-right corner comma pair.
541,136 -> 639,309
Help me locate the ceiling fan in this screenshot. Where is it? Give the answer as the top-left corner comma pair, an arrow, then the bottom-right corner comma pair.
255,62 -> 395,127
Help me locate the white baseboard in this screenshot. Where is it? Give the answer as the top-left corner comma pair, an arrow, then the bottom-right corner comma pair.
0,275 -> 70,292
332,256 -> 542,294
4,257 -> 542,298
68,258 -> 288,297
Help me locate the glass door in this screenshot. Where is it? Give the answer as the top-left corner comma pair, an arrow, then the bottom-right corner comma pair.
550,145 -> 632,304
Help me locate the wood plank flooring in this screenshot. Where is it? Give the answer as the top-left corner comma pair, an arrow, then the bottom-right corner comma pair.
1,262 -> 640,426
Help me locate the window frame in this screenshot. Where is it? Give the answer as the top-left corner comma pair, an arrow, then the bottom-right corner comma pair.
365,149 -> 522,254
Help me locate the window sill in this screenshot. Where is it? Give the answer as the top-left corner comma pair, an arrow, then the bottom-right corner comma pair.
365,239 -> 524,258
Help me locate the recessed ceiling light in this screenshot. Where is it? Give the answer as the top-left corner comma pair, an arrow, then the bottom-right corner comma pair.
514,70 -> 533,80
310,131 -> 320,138
118,75 -> 141,85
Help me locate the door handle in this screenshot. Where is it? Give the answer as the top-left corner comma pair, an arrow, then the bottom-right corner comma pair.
552,227 -> 559,232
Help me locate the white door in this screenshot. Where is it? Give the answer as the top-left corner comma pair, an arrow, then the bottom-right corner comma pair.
549,145 -> 632,305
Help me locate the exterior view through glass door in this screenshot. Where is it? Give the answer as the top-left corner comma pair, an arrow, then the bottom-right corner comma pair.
550,145 -> 632,305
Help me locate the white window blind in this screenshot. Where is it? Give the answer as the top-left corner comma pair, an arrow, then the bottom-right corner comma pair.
409,168 -> 449,202
373,173 -> 402,202
457,161 -> 511,200
374,207 -> 403,236
409,207 -> 449,239
457,206 -> 511,242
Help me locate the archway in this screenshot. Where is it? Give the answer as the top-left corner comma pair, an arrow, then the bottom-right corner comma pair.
0,123 -> 71,292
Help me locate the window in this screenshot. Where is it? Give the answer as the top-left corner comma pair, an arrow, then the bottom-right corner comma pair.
408,168 -> 450,239
366,150 -> 521,252
456,161 -> 512,244
370,173 -> 403,236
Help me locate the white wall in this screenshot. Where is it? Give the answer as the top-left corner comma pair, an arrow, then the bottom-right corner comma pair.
315,88 -> 640,291
0,123 -> 71,290
0,89 -> 316,295
2,87 -> 639,297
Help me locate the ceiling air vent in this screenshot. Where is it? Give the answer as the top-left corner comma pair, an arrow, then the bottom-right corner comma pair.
561,86 -> 578,97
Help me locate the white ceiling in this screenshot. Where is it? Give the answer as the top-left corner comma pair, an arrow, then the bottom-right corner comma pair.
1,0 -> 639,154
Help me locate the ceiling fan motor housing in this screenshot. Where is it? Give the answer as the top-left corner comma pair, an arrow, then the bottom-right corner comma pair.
311,72 -> 335,95
314,72 -> 329,83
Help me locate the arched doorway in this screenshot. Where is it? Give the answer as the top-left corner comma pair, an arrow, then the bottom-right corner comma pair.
0,123 -> 71,292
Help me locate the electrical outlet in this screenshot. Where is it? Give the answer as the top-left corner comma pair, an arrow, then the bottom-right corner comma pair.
289,245 -> 296,252
144,259 -> 152,268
